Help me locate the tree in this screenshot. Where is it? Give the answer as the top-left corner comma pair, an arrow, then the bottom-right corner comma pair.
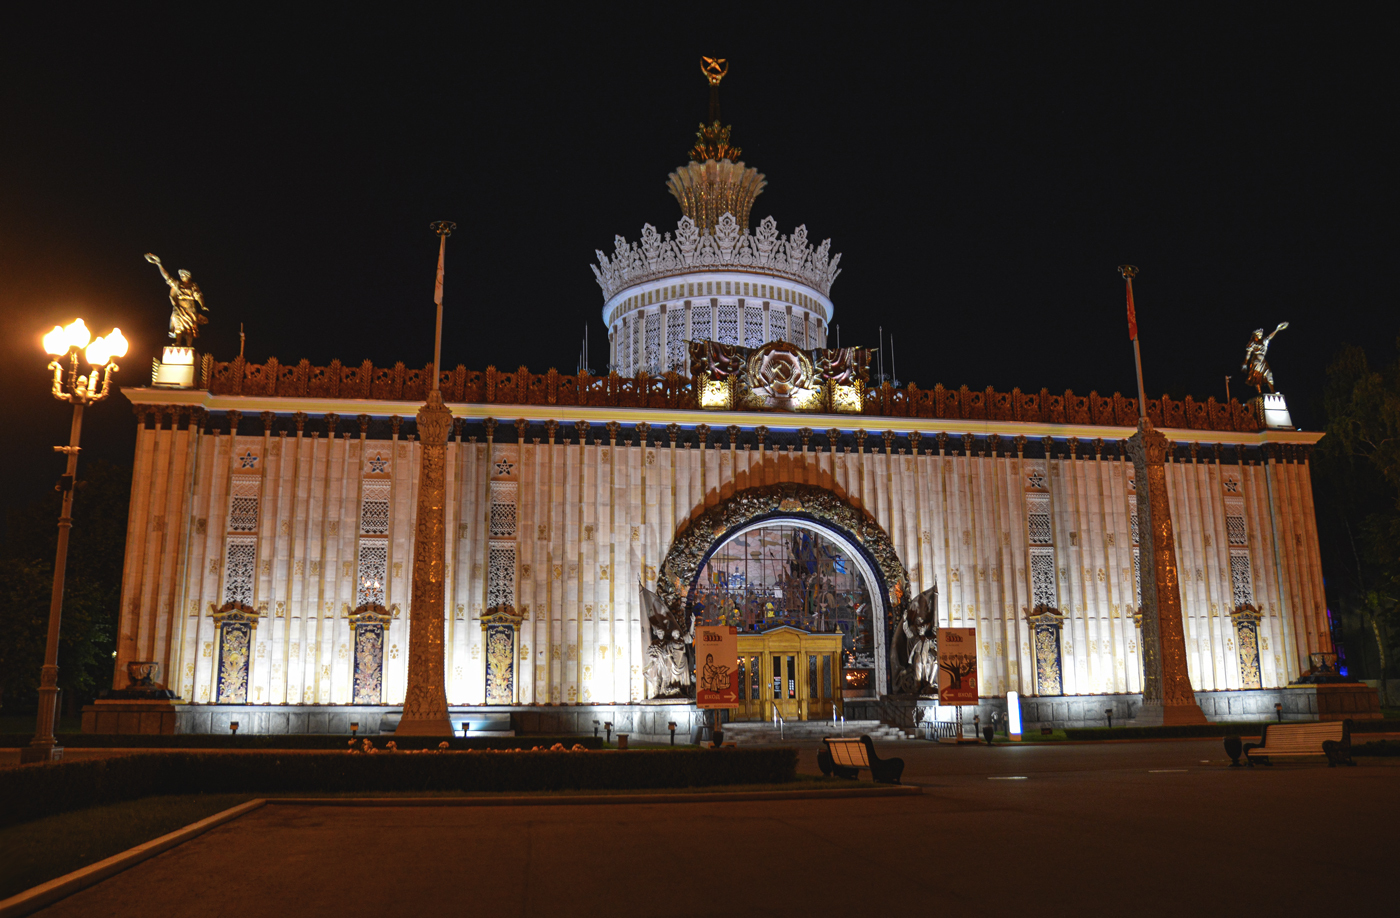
1314,340 -> 1400,698
0,461 -> 130,714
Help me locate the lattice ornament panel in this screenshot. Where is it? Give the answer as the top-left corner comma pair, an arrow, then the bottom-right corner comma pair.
690,304 -> 711,345
489,481 -> 519,538
222,537 -> 257,606
717,303 -> 739,345
666,309 -> 687,371
357,538 -> 388,606
1230,551 -> 1254,608
487,540 -> 516,611
644,313 -> 661,375
744,305 -> 763,348
1026,494 -> 1053,546
360,479 -> 390,535
1133,549 -> 1142,607
1030,548 -> 1057,609
631,317 -> 644,375
227,477 -> 260,533
1129,509 -> 1140,546
1224,498 -> 1248,546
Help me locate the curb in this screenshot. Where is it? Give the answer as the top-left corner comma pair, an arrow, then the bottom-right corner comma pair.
0,798 -> 266,918
268,785 -> 922,807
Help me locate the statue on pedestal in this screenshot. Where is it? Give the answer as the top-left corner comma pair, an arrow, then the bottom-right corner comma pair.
145,253 -> 207,347
1242,322 -> 1288,394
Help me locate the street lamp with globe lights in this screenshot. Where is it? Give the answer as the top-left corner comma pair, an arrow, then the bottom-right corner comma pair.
21,319 -> 128,763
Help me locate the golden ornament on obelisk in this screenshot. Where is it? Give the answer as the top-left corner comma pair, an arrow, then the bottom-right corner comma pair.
1121,266 -> 1206,726
396,221 -> 457,736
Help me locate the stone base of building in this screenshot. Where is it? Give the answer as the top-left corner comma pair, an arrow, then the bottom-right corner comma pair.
81,699 -> 180,735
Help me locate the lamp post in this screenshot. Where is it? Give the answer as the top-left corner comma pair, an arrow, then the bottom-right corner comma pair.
22,320 -> 128,764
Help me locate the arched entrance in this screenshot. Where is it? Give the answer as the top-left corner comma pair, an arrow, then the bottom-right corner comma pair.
658,484 -> 910,709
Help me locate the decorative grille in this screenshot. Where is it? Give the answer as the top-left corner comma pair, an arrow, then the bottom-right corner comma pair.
1132,549 -> 1142,607
666,309 -> 686,370
744,305 -> 763,348
690,303 -> 711,345
487,540 -> 516,610
356,538 -> 388,606
1224,499 -> 1247,546
1129,509 -> 1140,546
222,537 -> 257,606
1030,548 -> 1057,609
772,311 -> 789,343
717,303 -> 739,345
360,479 -> 390,535
227,477 -> 260,533
489,481 -> 519,538
1230,552 -> 1253,608
644,313 -> 661,374
793,314 -> 807,349
1026,495 -> 1053,545
631,315 -> 644,375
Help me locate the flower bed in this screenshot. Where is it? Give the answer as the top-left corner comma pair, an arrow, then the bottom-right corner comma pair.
0,746 -> 798,828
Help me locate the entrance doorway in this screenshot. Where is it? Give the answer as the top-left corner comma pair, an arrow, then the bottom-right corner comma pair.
734,626 -> 844,722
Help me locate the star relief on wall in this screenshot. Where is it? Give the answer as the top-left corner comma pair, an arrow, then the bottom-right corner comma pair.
494,458 -> 515,476
368,453 -> 388,473
238,449 -> 258,469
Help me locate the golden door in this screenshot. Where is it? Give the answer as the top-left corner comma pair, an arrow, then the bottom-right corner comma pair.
733,627 -> 844,722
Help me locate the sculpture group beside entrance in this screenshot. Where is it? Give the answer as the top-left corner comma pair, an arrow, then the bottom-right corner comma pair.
640,583 -> 695,699
890,584 -> 939,697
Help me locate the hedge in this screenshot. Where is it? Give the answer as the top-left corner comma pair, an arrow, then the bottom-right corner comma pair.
1061,719 -> 1400,741
0,746 -> 798,828
0,734 -> 603,751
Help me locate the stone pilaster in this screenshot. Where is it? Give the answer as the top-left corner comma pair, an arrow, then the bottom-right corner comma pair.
396,389 -> 453,735
1126,421 -> 1206,725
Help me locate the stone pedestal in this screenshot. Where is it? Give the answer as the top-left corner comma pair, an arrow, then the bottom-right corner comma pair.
151,346 -> 195,388
82,699 -> 179,734
1253,392 -> 1294,429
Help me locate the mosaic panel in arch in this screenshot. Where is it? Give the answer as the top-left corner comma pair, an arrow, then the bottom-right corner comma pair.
691,524 -> 878,676
216,622 -> 251,703
1034,623 -> 1063,695
352,624 -> 385,704
485,623 -> 515,704
1235,620 -> 1262,690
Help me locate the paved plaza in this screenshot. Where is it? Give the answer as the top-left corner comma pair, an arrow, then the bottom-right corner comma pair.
32,739 -> 1399,917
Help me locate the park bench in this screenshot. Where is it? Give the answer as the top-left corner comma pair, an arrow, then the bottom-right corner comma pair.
1244,719 -> 1354,767
818,735 -> 905,784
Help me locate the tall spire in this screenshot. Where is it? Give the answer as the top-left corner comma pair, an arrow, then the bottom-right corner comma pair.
668,57 -> 766,233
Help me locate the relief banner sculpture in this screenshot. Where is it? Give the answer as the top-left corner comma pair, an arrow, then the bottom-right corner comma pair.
485,623 -> 515,705
352,624 -> 385,705
1028,606 -> 1066,696
641,583 -> 694,699
890,585 -> 938,696
216,621 -> 251,704
1231,604 -> 1264,690
689,339 -> 869,413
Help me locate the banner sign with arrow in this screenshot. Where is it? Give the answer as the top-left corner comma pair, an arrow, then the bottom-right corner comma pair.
696,625 -> 739,709
937,627 -> 979,706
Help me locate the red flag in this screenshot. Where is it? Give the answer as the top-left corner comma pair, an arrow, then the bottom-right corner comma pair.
1125,278 -> 1138,341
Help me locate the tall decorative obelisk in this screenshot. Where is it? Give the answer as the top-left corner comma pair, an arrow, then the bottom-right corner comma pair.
1120,266 -> 1207,726
396,221 -> 457,736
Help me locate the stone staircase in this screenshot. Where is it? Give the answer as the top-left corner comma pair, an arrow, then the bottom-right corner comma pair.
720,719 -> 910,745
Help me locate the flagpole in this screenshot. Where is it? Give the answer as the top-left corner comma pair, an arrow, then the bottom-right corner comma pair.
430,221 -> 455,389
1119,265 -> 1147,421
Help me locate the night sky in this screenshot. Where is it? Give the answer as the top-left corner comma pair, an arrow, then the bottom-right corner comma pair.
1,7 -> 1393,525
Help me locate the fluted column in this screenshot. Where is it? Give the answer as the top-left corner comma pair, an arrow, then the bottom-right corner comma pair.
1127,421 -> 1206,725
397,390 -> 453,734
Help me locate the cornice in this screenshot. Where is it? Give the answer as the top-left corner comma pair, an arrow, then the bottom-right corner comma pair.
120,388 -> 1323,445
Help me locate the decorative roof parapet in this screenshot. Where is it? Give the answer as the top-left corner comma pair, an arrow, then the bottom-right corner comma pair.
191,356 -> 1262,433
592,213 -> 841,301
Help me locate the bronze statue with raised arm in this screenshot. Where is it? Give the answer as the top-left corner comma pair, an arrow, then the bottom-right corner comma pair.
145,253 -> 207,347
1242,322 -> 1288,394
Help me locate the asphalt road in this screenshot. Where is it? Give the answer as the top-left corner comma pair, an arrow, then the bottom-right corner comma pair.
32,739 -> 1399,917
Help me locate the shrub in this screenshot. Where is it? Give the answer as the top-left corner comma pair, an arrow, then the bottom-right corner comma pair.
0,734 -> 604,751
0,746 -> 798,828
